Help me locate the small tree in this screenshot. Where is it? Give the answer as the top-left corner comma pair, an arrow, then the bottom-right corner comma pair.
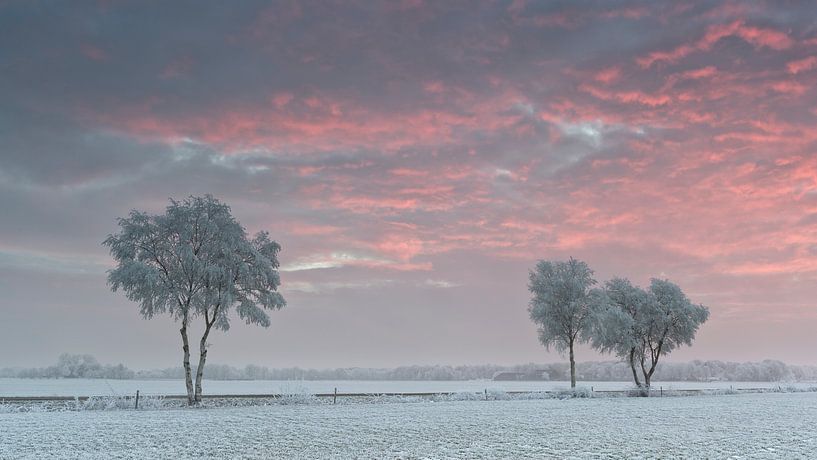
103,195 -> 286,404
55,353 -> 101,378
638,279 -> 709,390
589,278 -> 651,388
591,277 -> 709,394
528,258 -> 597,388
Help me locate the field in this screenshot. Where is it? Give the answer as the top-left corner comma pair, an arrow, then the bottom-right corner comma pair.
2,392 -> 816,458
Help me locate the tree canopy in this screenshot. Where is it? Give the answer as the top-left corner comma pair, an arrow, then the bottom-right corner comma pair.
528,258 -> 598,387
590,277 -> 709,391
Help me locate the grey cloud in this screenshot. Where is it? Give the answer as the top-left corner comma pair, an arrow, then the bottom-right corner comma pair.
0,115 -> 165,189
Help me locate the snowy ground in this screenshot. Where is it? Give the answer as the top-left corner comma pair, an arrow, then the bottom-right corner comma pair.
1,378 -> 811,397
2,392 -> 816,459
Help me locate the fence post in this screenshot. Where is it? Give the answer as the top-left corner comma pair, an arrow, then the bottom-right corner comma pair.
333,387 -> 337,404
135,390 -> 140,409
660,386 -> 662,397
484,389 -> 487,401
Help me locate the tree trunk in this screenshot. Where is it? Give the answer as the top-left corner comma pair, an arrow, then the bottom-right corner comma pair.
642,340 -> 663,397
628,348 -> 642,388
639,353 -> 650,397
645,357 -> 658,396
568,340 -> 576,389
194,324 -> 213,403
180,321 -> 194,405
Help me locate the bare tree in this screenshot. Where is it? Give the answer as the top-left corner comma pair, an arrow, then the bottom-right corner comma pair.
103,195 -> 286,404
528,258 -> 597,388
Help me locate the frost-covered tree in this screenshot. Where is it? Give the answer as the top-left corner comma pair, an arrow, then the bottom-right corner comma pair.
103,195 -> 286,404
637,279 -> 709,390
528,258 -> 597,388
55,353 -> 101,378
591,277 -> 709,393
589,278 -> 651,388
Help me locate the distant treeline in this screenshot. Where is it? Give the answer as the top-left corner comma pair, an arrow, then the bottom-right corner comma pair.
0,354 -> 135,379
2,354 -> 815,382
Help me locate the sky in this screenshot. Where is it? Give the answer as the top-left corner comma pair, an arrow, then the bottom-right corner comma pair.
2,0 -> 817,369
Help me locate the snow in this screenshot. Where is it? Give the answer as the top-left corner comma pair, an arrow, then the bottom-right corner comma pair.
2,392 -> 816,458
1,378 -> 811,397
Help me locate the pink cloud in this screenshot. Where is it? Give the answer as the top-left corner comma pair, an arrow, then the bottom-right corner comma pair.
681,66 -> 718,79
769,80 -> 808,95
787,56 -> 817,74
579,84 -> 671,107
636,44 -> 695,68
374,235 -> 425,261
735,24 -> 794,50
594,66 -> 622,84
94,88 -> 526,155
638,21 -> 793,68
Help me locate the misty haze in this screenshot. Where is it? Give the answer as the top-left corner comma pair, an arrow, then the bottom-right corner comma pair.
3,1 -> 817,459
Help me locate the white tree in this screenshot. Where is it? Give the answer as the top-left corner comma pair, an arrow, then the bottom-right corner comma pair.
591,277 -> 709,394
589,278 -> 650,388
103,195 -> 286,404
528,258 -> 597,388
637,279 -> 709,390
55,353 -> 101,378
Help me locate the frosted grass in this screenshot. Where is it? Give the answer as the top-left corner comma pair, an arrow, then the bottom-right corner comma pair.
2,392 -> 816,458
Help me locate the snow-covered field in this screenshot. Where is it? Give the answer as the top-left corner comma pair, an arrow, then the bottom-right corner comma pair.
2,392 -> 816,458
1,378 -> 811,397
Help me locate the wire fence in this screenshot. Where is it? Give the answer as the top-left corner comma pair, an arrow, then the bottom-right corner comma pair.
1,384 -> 807,404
